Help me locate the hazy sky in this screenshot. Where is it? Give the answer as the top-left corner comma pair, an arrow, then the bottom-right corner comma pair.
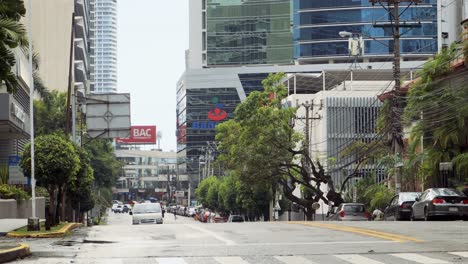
118,0 -> 188,151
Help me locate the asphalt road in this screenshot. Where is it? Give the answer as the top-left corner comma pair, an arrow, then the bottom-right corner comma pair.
6,211 -> 468,264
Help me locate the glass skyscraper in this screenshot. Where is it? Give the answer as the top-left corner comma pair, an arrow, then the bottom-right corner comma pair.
293,0 -> 437,63
91,0 -> 118,93
206,0 -> 293,66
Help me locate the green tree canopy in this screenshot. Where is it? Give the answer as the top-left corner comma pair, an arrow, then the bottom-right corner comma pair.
85,139 -> 123,188
68,145 -> 95,213
216,73 -> 341,220
34,91 -> 67,136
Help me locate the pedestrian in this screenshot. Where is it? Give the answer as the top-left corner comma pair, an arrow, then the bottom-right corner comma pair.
173,209 -> 177,220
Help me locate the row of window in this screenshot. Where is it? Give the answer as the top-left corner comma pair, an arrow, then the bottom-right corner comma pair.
294,24 -> 437,41
295,39 -> 437,57
294,0 -> 436,9
296,7 -> 436,25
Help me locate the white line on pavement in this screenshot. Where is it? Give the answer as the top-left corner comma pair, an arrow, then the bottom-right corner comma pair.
390,253 -> 450,264
275,256 -> 318,264
184,224 -> 236,245
334,254 -> 384,264
214,256 -> 250,264
156,257 -> 188,264
449,251 -> 468,258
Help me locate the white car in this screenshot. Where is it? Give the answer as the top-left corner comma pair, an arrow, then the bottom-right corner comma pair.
111,203 -> 122,212
131,203 -> 163,224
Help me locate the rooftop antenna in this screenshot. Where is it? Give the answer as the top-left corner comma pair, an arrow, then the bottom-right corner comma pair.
157,131 -> 163,150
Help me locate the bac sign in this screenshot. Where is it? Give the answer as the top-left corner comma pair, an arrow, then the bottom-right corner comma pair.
116,126 -> 157,144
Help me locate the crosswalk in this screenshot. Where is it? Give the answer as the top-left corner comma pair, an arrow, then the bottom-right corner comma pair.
17,251 -> 468,264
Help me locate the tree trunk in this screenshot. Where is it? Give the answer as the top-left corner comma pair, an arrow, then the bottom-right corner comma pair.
48,188 -> 57,227
55,186 -> 62,224
305,205 -> 314,221
61,187 -> 67,222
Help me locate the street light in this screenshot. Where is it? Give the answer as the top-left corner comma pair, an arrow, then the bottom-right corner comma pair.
338,31 -> 364,58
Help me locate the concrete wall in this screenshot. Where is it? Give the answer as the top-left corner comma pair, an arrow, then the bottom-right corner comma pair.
0,198 -> 45,219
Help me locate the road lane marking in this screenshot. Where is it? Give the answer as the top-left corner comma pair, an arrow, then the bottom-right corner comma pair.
185,224 -> 236,245
390,253 -> 450,263
275,256 -> 318,264
289,222 -> 424,243
449,252 -> 468,258
334,254 -> 384,264
214,256 -> 249,264
156,258 -> 188,264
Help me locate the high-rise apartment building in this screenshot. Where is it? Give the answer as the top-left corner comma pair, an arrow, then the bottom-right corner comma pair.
90,0 -> 118,93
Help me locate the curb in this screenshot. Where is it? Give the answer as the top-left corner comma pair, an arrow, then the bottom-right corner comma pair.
6,223 -> 82,239
0,243 -> 31,263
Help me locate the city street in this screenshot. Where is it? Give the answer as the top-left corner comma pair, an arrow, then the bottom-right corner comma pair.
6,212 -> 468,264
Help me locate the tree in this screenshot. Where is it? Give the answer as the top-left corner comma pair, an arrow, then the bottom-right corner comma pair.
84,139 -> 123,188
216,73 -> 342,220
20,134 -> 80,226
0,0 -> 27,93
404,44 -> 468,188
68,145 -> 95,222
195,176 -> 219,209
34,91 -> 67,136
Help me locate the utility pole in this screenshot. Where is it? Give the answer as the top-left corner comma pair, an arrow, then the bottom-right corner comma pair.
370,0 -> 422,193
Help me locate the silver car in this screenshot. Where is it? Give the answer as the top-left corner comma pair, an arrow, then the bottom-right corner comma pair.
328,203 -> 369,221
411,188 -> 468,221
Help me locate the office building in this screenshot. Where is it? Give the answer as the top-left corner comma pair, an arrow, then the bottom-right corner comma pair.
90,0 -> 118,93
178,0 -> 447,190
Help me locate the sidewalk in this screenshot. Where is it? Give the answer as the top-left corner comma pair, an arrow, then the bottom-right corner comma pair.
0,219 -> 27,236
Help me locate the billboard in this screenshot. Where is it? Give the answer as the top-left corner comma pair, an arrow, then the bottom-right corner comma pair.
86,93 -> 131,139
116,126 -> 157,144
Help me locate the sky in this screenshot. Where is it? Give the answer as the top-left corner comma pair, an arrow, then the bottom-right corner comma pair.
117,0 -> 188,152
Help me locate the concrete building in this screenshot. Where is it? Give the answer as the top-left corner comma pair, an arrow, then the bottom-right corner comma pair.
282,70 -> 418,214
90,0 -> 118,93
29,0 -> 91,98
114,148 -> 189,204
0,49 -> 32,180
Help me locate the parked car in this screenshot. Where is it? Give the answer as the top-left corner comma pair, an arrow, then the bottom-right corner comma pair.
328,203 -> 369,221
113,204 -> 124,213
384,192 -> 421,221
188,207 -> 196,217
130,202 -> 163,224
411,188 -> 468,221
122,204 -> 132,213
227,215 -> 244,223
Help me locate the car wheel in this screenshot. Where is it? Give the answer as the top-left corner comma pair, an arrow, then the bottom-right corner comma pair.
424,208 -> 431,221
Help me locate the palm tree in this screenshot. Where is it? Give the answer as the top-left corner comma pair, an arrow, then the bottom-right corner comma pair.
0,0 -> 27,94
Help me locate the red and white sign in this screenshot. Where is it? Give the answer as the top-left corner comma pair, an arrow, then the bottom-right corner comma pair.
116,126 -> 157,144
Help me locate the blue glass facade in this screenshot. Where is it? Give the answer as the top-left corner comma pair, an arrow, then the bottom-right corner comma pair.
293,0 -> 438,60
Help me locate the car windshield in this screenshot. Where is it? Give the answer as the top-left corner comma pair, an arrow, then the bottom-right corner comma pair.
344,205 -> 365,212
133,204 -> 161,214
432,189 -> 464,196
399,192 -> 420,201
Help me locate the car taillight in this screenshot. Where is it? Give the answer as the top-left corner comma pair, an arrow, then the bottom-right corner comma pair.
461,199 -> 468,204
432,198 -> 445,204
339,211 -> 345,217
400,202 -> 412,209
